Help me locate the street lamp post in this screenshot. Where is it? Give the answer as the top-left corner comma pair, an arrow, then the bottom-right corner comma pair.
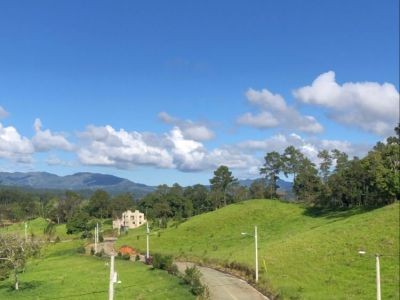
358,250 -> 381,300
241,225 -> 259,283
146,222 -> 150,260
375,254 -> 381,300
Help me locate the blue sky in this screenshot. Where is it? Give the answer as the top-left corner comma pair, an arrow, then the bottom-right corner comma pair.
0,0 -> 399,185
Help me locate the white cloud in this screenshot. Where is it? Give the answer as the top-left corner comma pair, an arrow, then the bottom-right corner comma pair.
77,125 -> 174,169
0,122 -> 34,163
77,124 -> 260,173
238,87 -> 324,134
293,71 -> 399,136
237,133 -> 369,165
158,112 -> 215,141
237,111 -> 279,128
32,118 -> 74,152
0,106 -> 9,119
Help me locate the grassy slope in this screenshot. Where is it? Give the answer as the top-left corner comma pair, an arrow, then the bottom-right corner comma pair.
0,240 -> 195,300
117,200 -> 399,299
0,218 -> 70,240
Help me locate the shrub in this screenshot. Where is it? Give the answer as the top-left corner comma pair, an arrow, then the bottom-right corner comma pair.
90,247 -> 95,256
122,254 -> 130,260
76,245 -> 85,254
103,219 -> 112,225
167,263 -> 179,275
183,266 -> 207,296
135,254 -> 140,261
152,253 -> 173,271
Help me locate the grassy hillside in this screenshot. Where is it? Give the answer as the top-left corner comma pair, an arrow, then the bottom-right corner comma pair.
117,199 -> 399,299
0,240 -> 195,299
0,218 -> 71,240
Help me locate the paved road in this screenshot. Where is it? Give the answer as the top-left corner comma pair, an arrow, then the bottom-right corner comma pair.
87,237 -> 117,256
176,262 -> 269,300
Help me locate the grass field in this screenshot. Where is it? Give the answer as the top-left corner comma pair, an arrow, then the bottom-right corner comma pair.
0,240 -> 195,300
116,199 -> 400,299
0,218 -> 71,240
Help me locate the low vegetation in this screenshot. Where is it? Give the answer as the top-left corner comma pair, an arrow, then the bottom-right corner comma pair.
0,240 -> 195,299
117,199 -> 399,299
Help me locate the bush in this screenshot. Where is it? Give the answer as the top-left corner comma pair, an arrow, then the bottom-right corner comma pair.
122,254 -> 130,260
90,247 -> 95,256
167,263 -> 179,275
81,230 -> 92,239
103,219 -> 112,225
183,266 -> 207,296
135,254 -> 140,261
76,245 -> 86,254
152,254 -> 173,271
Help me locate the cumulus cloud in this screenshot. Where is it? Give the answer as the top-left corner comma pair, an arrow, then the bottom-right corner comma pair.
293,71 -> 399,136
0,122 -> 34,163
32,118 -> 74,152
77,125 -> 175,169
237,132 -> 369,165
237,88 -> 324,134
77,124 -> 260,173
0,106 -> 9,119
158,112 -> 215,141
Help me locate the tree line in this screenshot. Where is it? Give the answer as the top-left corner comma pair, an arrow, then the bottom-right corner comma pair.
260,126 -> 399,207
0,126 -> 398,228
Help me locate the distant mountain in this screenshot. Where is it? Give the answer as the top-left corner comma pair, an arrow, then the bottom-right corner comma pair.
238,178 -> 293,191
238,178 -> 294,200
0,172 -> 155,197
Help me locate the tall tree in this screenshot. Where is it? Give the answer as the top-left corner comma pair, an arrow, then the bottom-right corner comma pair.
260,151 -> 283,198
110,193 -> 135,218
209,165 -> 237,207
282,146 -> 304,180
184,184 -> 211,215
317,149 -> 333,182
293,158 -> 321,204
87,190 -> 110,219
249,179 -> 267,199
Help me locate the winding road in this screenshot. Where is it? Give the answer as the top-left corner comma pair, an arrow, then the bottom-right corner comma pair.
176,262 -> 269,300
95,238 -> 269,299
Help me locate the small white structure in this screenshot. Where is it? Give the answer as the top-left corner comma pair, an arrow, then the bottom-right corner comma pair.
113,210 -> 147,230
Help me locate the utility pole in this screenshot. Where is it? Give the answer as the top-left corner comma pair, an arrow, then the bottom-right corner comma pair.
376,254 -> 381,300
255,225 -> 258,283
94,223 -> 98,253
146,221 -> 150,260
24,222 -> 27,242
109,255 -> 115,300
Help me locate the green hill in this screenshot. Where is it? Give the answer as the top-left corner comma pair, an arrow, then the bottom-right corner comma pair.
117,199 -> 400,299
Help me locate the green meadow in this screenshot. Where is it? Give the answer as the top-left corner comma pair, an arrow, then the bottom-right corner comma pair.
117,199 -> 400,299
0,240 -> 195,300
0,218 -> 71,240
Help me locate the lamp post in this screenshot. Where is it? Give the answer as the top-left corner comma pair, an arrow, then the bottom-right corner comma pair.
146,222 -> 150,260
241,225 -> 258,283
358,250 -> 381,300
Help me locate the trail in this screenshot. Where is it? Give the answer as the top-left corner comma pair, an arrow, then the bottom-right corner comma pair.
175,262 -> 269,300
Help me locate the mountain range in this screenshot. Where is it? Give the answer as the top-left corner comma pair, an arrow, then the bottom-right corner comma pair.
0,172 -> 293,198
